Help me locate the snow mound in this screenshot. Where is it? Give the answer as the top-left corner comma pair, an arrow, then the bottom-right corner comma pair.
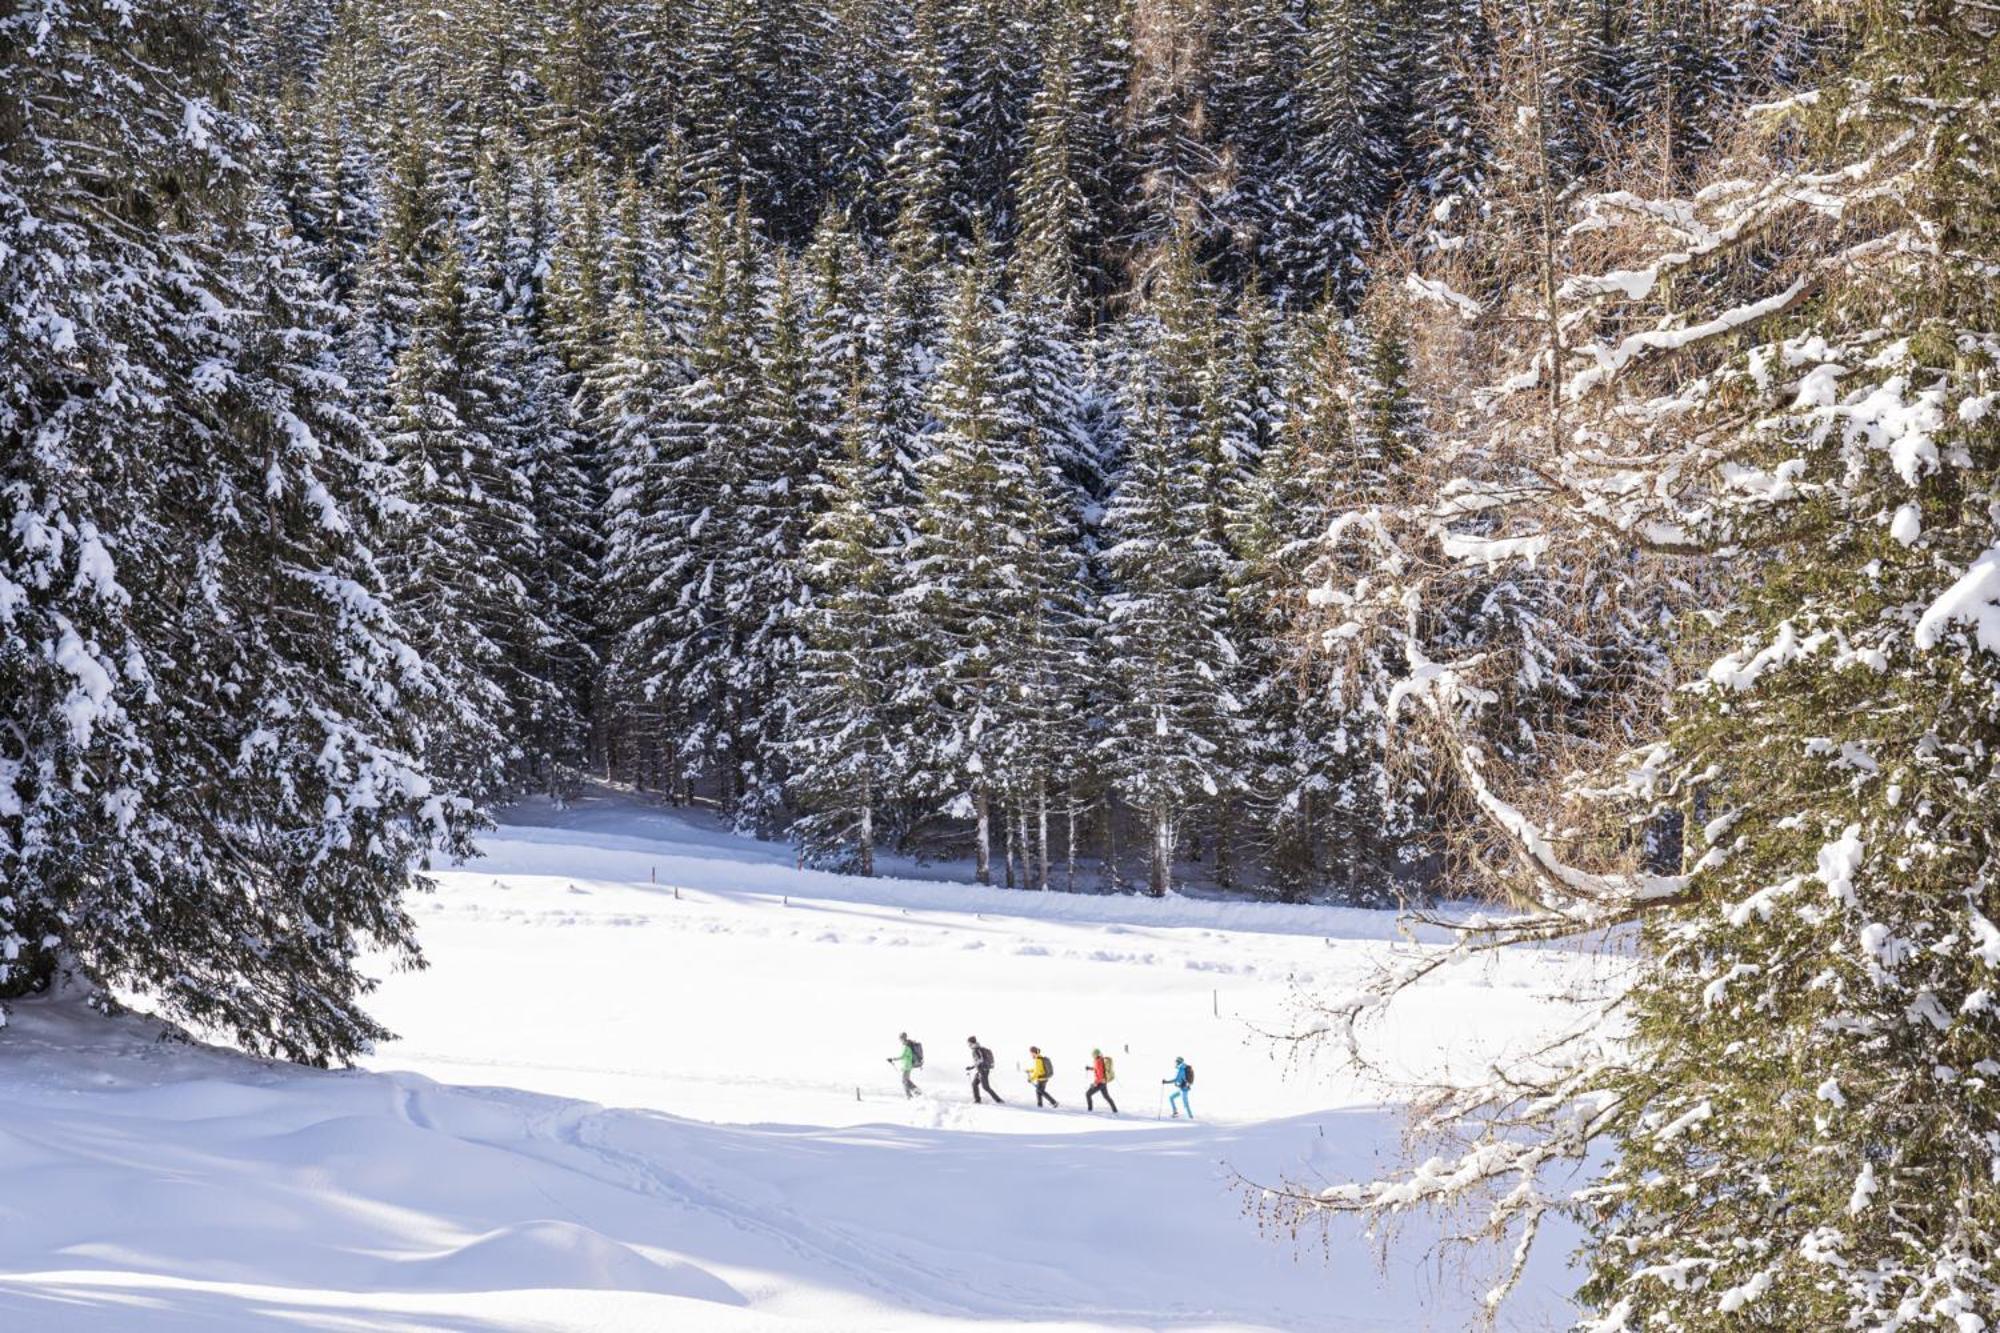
389,1220 -> 743,1302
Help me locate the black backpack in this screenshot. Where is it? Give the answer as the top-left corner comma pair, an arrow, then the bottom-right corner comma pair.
1182,1062 -> 1195,1089
974,1044 -> 994,1071
909,1039 -> 924,1069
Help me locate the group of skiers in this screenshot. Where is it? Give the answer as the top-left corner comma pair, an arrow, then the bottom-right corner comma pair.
889,1034 -> 1195,1118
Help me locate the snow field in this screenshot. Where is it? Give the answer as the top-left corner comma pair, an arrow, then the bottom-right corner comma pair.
0,792 -> 1612,1330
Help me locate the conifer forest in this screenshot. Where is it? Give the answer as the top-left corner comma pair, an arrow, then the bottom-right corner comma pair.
6,0 -> 2000,1324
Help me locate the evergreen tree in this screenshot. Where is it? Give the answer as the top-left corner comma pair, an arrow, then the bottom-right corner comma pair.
731,259 -> 834,827
1232,303 -> 1416,898
0,0 -> 470,1060
379,237 -> 560,797
902,244 -> 1035,883
1205,0 -> 1305,283
787,384 -> 904,873
885,0 -> 972,265
815,0 -> 900,225
1578,10 -> 2000,1324
1099,370 -> 1239,895
1012,14 -> 1097,331
652,194 -> 768,810
596,285 -> 692,793
1405,0 -> 1492,253
473,162 -> 595,791
1274,0 -> 1400,303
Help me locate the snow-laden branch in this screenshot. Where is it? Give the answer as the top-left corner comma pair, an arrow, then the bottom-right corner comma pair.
1404,273 -> 1485,322
1557,129 -> 1918,308
1388,641 -> 1688,922
1566,279 -> 1809,400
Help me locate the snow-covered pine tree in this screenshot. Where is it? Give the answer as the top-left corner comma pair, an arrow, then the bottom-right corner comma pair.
900,241 -> 1038,883
1013,12 -> 1098,334
1572,7 -> 2000,1323
1230,308 -> 1350,897
595,269 -> 692,794
543,164 -> 616,404
1068,0 -> 1139,311
1232,300 -> 1419,899
885,0 -> 973,266
950,0 -> 1038,240
472,158 -> 595,792
730,258 -> 835,829
378,232 -> 561,798
801,207 -> 875,410
1404,0 -> 1492,254
1272,0 -> 1399,303
1099,364 -> 1240,896
1,0 -> 470,1060
530,0 -> 616,169
998,417 -> 1100,892
1204,0 -> 1304,286
814,0 -> 900,228
652,192 -> 769,812
787,381 -> 904,874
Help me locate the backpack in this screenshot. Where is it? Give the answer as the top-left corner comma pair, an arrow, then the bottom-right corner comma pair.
909,1040 -> 924,1069
1101,1055 -> 1115,1083
974,1044 -> 994,1071
1182,1062 -> 1195,1089
1033,1054 -> 1052,1081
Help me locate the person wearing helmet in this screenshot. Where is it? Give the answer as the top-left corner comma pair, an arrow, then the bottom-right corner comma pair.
965,1036 -> 1003,1104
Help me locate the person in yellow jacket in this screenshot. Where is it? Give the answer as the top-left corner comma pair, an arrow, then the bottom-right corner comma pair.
1026,1046 -> 1059,1108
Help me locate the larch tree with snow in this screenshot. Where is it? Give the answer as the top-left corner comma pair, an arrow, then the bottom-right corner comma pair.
1259,2 -> 2000,1327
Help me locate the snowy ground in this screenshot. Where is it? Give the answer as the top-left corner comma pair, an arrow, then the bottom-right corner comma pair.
0,788 -> 1620,1331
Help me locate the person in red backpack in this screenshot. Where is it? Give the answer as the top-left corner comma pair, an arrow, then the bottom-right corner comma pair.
1084,1048 -> 1118,1113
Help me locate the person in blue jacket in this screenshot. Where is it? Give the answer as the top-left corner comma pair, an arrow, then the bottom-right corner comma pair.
1164,1056 -> 1194,1119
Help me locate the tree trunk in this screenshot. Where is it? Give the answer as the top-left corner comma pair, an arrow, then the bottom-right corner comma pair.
1151,806 -> 1172,897
1066,792 -> 1078,893
1102,794 -> 1120,891
859,777 -> 875,878
1035,777 -> 1050,891
974,786 -> 991,885
1004,804 -> 1017,888
1215,797 -> 1235,889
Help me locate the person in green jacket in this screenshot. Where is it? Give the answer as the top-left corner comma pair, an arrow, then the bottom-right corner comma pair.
887,1032 -> 919,1098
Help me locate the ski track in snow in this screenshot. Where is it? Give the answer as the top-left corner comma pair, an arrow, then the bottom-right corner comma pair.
0,788 -> 1613,1330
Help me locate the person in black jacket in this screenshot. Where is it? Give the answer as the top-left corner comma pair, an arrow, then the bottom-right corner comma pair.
966,1036 -> 1003,1104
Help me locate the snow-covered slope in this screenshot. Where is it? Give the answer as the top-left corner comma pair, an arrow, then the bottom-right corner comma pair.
0,789 -> 1610,1330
